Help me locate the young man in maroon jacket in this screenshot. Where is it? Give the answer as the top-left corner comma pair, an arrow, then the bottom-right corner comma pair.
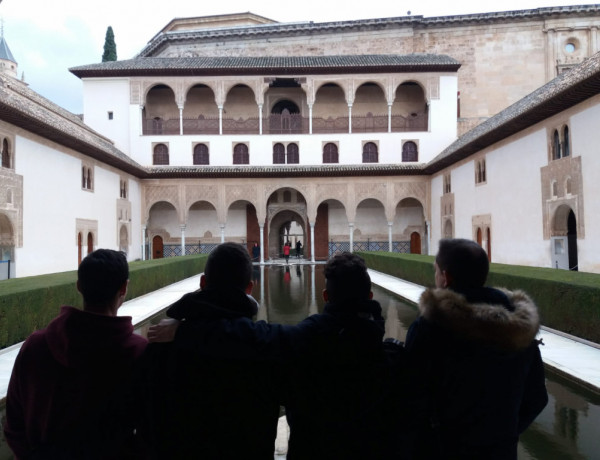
4,249 -> 147,459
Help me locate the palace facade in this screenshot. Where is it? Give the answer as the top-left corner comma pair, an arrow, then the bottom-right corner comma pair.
2,6 -> 600,277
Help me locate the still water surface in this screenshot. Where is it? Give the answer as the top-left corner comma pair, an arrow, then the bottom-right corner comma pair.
257,264 -> 600,460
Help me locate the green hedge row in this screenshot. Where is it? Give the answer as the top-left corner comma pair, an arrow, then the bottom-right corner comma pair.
357,251 -> 600,344
0,255 -> 207,349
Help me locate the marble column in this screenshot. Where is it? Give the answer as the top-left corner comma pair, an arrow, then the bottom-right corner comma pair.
349,222 -> 354,253
310,222 -> 315,263
141,225 -> 146,260
388,222 -> 393,252
180,225 -> 186,256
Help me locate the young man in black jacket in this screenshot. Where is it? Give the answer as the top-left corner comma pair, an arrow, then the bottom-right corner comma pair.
147,250 -> 409,459
405,238 -> 548,460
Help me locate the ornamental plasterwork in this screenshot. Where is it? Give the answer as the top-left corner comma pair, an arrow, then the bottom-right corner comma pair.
394,181 -> 427,206
0,169 -> 23,247
225,184 -> 259,207
267,203 -> 307,221
354,182 -> 386,205
314,183 -> 348,206
144,185 -> 180,220
184,184 -> 219,206
130,81 -> 142,105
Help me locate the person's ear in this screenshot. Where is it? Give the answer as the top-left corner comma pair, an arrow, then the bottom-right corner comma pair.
76,280 -> 82,294
119,280 -> 129,298
442,270 -> 452,288
323,289 -> 329,302
200,274 -> 207,290
245,280 -> 254,295
369,291 -> 373,300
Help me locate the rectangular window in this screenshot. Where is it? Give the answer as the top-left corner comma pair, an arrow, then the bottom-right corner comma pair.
108,111 -> 114,120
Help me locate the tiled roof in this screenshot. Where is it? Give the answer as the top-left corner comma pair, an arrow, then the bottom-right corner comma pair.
424,51 -> 600,174
69,54 -> 460,78
0,74 -> 147,177
137,5 -> 600,57
0,37 -> 16,63
148,163 -> 425,179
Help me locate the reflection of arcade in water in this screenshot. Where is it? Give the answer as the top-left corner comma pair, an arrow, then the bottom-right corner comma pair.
251,265 -> 600,459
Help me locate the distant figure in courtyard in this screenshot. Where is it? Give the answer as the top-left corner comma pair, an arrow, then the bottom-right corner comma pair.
405,238 -> 548,460
141,242 -> 280,459
295,240 -> 302,258
252,241 -> 260,261
4,249 -> 147,459
283,241 -> 291,263
148,252 -> 409,459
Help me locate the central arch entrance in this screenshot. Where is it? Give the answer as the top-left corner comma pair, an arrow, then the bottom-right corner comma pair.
266,188 -> 307,260
551,204 -> 578,271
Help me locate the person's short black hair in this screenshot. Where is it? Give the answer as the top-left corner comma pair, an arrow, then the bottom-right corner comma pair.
204,242 -> 252,291
78,249 -> 129,307
436,238 -> 489,289
324,252 -> 371,304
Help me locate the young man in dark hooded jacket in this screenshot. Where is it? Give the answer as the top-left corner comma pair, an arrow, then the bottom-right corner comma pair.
405,238 -> 548,460
147,250 -> 410,459
140,242 -> 281,459
4,249 -> 147,459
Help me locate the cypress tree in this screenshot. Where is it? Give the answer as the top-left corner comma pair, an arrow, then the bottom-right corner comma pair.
102,26 -> 117,62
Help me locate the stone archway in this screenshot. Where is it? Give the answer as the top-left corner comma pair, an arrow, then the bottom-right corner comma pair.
552,204 -> 578,271
269,210 -> 306,260
0,213 -> 15,279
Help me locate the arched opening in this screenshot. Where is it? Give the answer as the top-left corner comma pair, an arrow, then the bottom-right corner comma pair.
143,84 -> 178,135
183,84 -> 219,134
193,144 -> 209,165
313,83 -> 348,134
486,227 -> 492,262
223,84 -> 259,135
563,126 -> 570,157
233,143 -> 249,164
119,225 -> 129,254
287,143 -> 299,164
392,82 -> 428,132
362,142 -> 378,163
187,200 -> 219,253
355,198 -> 387,251
553,129 -> 561,160
267,188 -> 307,260
323,143 -> 338,163
148,201 -> 179,257
402,142 -> 418,162
353,82 -> 387,133
393,198 -> 426,253
0,213 -> 15,279
551,205 -> 578,270
273,143 -> 285,164
152,235 -> 164,259
87,232 -> 94,255
476,227 -> 482,246
410,232 -> 421,254
153,144 -> 169,165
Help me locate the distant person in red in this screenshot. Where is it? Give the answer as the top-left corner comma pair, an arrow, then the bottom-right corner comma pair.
4,249 -> 147,459
283,241 -> 291,264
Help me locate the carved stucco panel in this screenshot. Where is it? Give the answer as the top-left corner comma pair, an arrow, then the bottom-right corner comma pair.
144,185 -> 180,222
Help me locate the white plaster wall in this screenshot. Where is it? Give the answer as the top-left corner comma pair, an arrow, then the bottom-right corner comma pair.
426,76 -> 458,162
328,201 -> 349,236
82,78 -> 131,154
570,98 -> 600,273
148,204 -> 180,237
127,178 -> 143,260
430,174 -> 444,251
393,205 -> 424,235
354,201 -> 388,237
224,206 -> 247,237
14,136 -> 133,276
187,208 -> 220,239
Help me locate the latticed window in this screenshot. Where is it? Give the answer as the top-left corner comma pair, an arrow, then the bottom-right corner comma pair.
443,173 -> 451,194
553,130 -> 561,160
287,143 -> 299,164
402,141 -> 418,162
2,138 -> 11,168
475,159 -> 486,184
563,126 -> 570,157
233,143 -> 249,164
323,143 -> 338,164
153,144 -> 169,165
193,143 -> 209,165
273,143 -> 285,164
362,142 -> 378,163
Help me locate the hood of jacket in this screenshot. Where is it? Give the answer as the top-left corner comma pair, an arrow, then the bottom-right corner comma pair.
167,288 -> 258,321
45,306 -> 139,368
418,287 -> 539,351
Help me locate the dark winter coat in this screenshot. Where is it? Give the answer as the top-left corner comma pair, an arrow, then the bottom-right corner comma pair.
405,287 -> 548,460
139,288 -> 281,460
4,306 -> 147,460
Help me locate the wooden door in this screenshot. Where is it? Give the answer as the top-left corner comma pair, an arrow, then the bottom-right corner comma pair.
410,232 -> 421,254
153,235 -> 164,259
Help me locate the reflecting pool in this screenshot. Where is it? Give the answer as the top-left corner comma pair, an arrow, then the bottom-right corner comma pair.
256,264 -> 600,460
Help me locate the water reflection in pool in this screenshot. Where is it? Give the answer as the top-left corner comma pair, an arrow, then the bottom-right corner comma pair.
255,264 -> 600,460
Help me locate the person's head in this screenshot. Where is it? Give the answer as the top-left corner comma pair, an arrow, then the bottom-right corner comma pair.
323,252 -> 372,304
435,238 -> 489,289
77,249 -> 129,313
201,242 -> 253,293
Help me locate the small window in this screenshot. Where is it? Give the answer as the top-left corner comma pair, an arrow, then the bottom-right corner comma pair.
287,143 -> 299,164
565,43 -> 576,53
120,179 -> 128,199
193,144 -> 209,165
553,130 -> 561,160
362,142 -> 378,163
233,144 -> 249,165
562,126 -> 570,157
475,159 -> 486,184
323,143 -> 338,164
566,177 -> 572,195
2,138 -> 11,168
153,144 -> 169,165
108,111 -> 114,120
552,180 -> 558,198
273,143 -> 285,164
82,165 -> 93,190
402,141 -> 418,162
443,173 -> 451,194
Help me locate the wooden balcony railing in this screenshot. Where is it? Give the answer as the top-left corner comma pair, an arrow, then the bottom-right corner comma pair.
142,112 -> 428,135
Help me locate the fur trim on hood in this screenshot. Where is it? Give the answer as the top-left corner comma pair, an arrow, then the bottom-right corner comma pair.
418,288 -> 540,352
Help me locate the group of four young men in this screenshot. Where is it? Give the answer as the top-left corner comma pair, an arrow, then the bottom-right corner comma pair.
4,239 -> 548,459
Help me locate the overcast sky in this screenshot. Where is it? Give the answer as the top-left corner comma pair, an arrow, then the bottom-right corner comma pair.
1,0 -> 595,113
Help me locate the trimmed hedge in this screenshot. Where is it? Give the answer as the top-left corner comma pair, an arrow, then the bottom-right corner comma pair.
0,255 -> 207,349
357,251 -> 600,344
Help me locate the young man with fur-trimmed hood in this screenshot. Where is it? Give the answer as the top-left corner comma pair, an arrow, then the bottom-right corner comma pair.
405,238 -> 548,460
